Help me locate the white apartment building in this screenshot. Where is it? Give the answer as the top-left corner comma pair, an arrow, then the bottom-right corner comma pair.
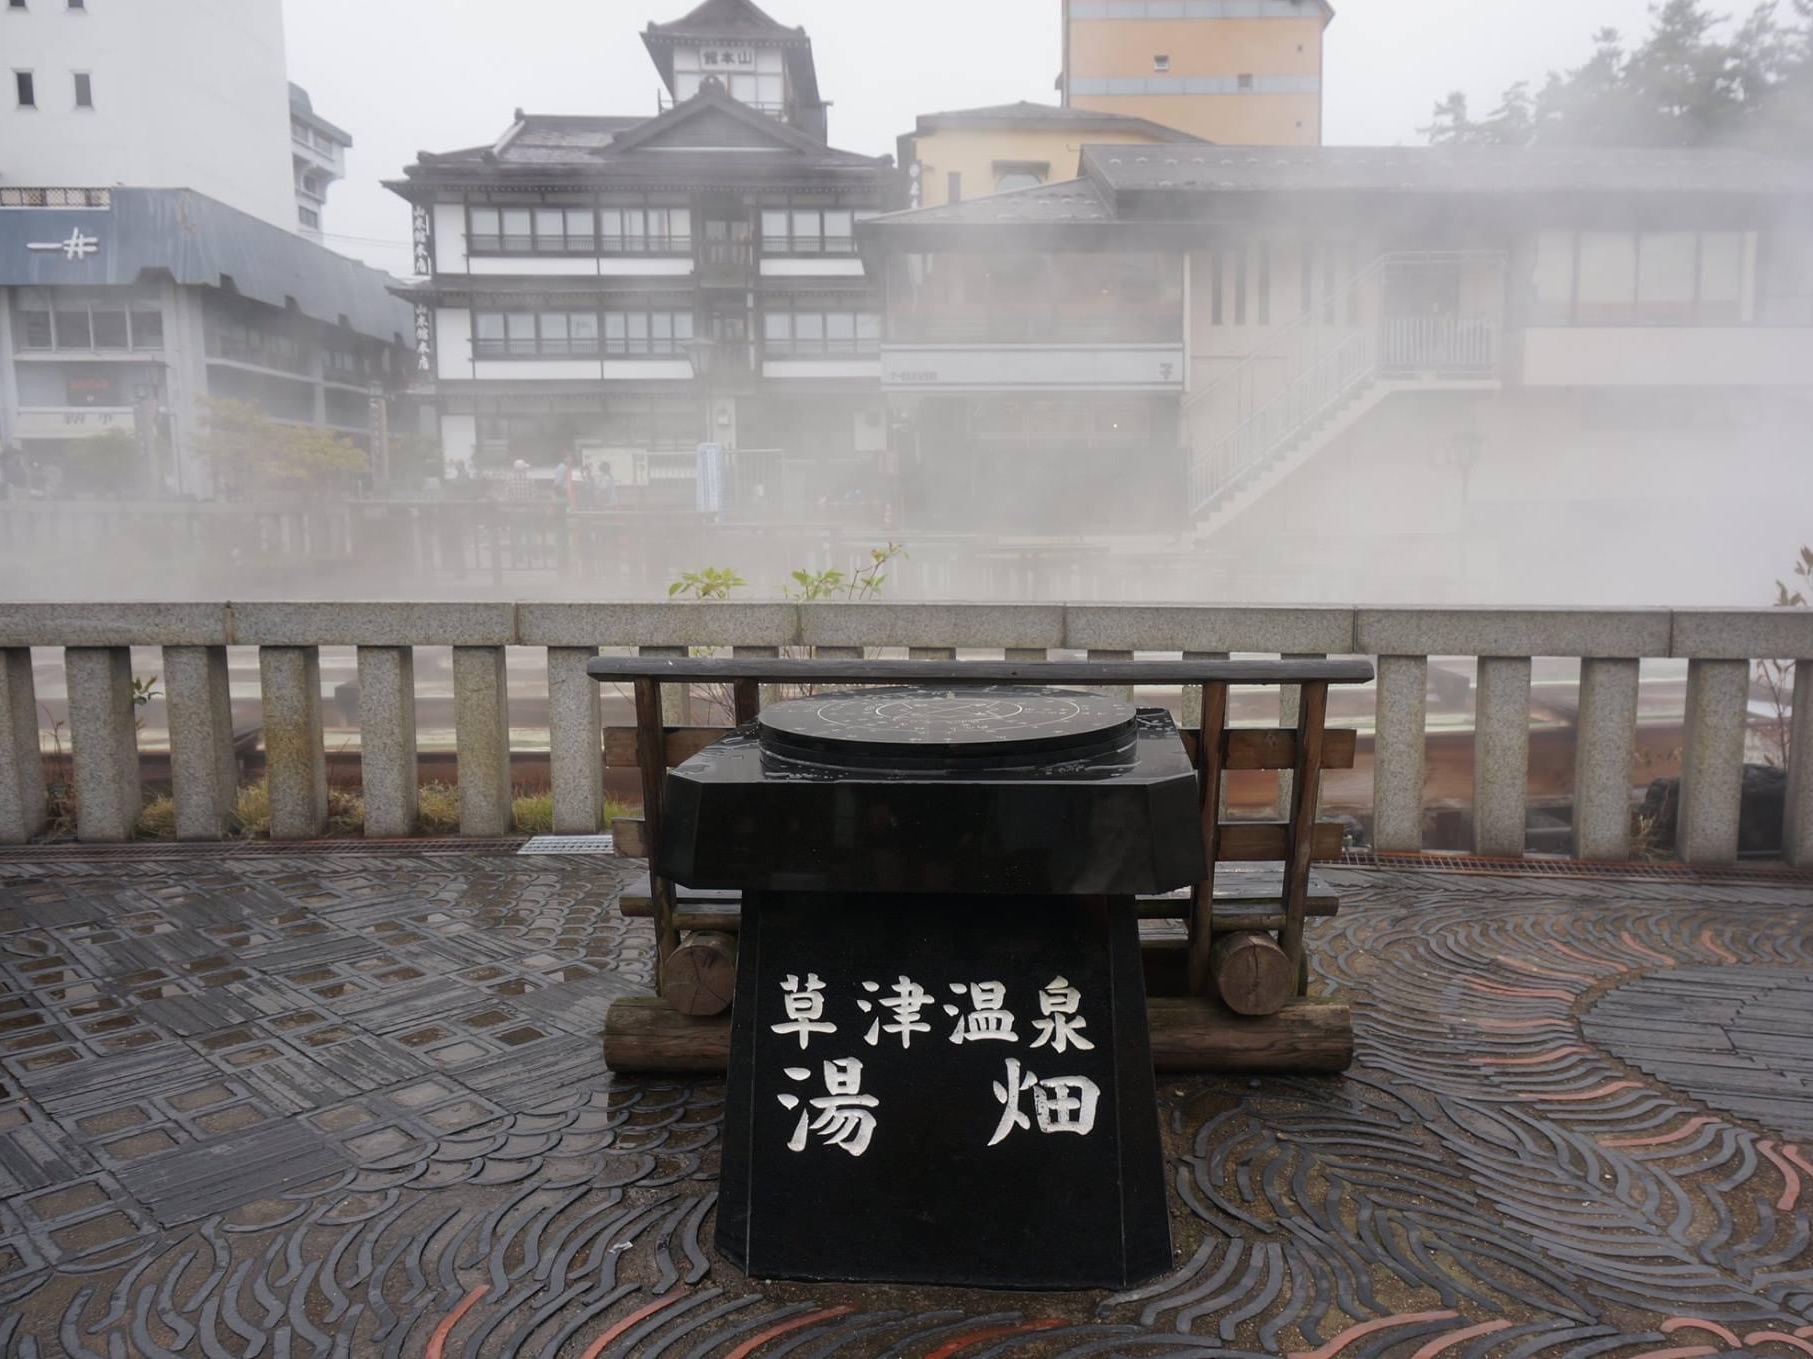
1,0 -> 342,239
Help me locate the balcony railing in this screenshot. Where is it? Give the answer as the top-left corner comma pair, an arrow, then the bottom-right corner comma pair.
0,602 -> 1806,869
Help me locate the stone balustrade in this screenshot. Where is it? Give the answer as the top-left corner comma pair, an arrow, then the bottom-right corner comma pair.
0,602 -> 1807,866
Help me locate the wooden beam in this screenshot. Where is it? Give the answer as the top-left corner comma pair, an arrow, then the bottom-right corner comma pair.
590,657 -> 1377,686
1217,820 -> 1344,862
615,816 -> 1343,865
1279,681 -> 1329,990
732,680 -> 761,726
631,679 -> 678,990
1179,727 -> 1356,772
1186,681 -> 1228,998
617,880 -> 1338,928
605,726 -> 726,769
602,994 -> 1353,1075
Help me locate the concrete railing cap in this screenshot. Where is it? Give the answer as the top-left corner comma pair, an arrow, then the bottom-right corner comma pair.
1356,607 -> 1673,659
0,603 -> 230,648
229,602 -> 517,647
1671,608 -> 1813,660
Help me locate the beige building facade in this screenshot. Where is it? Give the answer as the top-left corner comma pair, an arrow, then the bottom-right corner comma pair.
1061,0 -> 1332,146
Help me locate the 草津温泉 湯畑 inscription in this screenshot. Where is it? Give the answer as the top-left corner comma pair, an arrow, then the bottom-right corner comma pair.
717,892 -> 1171,1290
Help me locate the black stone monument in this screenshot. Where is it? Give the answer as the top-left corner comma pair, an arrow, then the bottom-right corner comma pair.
657,687 -> 1205,1289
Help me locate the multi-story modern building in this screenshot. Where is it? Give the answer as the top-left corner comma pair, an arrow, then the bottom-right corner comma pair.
0,0 -> 338,238
859,145 -> 1813,600
1060,0 -> 1333,147
290,83 -> 352,240
387,0 -> 903,509
0,188 -> 414,496
897,101 -> 1201,211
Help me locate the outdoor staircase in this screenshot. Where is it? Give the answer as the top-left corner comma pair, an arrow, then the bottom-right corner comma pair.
1185,252 -> 1507,541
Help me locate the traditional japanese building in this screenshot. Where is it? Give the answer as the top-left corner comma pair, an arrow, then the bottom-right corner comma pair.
859,145 -> 1813,589
386,0 -> 903,510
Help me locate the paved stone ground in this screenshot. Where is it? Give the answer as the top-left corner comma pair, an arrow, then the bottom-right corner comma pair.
1,849 -> 1811,1358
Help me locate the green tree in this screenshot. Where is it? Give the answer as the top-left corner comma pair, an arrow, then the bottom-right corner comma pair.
1425,1 -> 1811,149
198,397 -> 366,495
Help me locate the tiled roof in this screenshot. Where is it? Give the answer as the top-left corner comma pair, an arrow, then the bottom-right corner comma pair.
911,101 -> 1203,142
645,0 -> 801,39
866,178 -> 1114,228
1083,144 -> 1813,196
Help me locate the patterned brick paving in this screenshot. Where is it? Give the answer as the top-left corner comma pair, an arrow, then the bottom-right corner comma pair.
0,850 -> 1810,1357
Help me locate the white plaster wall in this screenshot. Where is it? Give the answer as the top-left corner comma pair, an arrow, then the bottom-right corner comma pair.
432,203 -> 467,275
762,358 -> 883,381
602,360 -> 692,382
440,414 -> 477,474
760,259 -> 867,278
4,0 -> 299,232
472,359 -> 602,382
434,308 -> 472,381
1521,327 -> 1813,388
881,344 -> 1185,391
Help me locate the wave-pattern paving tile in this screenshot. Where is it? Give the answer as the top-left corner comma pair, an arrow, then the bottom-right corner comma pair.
2,852 -> 1811,1354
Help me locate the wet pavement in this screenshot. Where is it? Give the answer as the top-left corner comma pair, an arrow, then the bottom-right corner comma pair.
1,846 -> 1810,1357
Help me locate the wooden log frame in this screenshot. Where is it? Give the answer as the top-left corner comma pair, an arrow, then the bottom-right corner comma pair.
591,655 -> 1373,1075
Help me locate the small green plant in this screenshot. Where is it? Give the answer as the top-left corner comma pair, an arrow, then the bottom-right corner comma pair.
668,566 -> 747,601
131,674 -> 160,734
784,543 -> 907,602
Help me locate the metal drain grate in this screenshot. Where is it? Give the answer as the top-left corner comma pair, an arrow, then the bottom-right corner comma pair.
517,834 -> 617,855
1340,848 -> 1813,884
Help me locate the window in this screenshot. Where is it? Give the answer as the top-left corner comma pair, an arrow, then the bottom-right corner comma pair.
298,206 -> 320,229
130,302 -> 163,349
761,204 -> 869,255
1697,232 -> 1749,323
6,2 -> 25,10
1153,54 -> 1170,72
15,71 -> 34,108
72,71 -> 91,107
994,161 -> 1049,193
1635,231 -> 1698,323
1530,230 -> 1575,324
1576,232 -> 1638,322
603,308 -> 693,356
599,204 -> 689,254
763,305 -> 882,356
54,306 -> 91,348
67,0 -> 83,9
15,293 -> 161,350
472,309 -> 609,359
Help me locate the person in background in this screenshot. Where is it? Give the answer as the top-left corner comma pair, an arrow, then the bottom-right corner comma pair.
598,463 -> 617,507
507,458 -> 534,502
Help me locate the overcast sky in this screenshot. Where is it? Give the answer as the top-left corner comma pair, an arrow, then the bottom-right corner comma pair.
284,0 -> 1664,277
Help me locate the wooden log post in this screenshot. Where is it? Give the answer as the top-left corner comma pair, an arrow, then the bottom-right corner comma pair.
1280,681 -> 1329,994
732,679 -> 760,726
1185,681 -> 1228,998
632,677 -> 678,993
661,930 -> 739,1017
1210,930 -> 1296,1016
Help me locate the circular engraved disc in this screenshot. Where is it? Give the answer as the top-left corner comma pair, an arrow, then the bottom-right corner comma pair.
757,685 -> 1138,769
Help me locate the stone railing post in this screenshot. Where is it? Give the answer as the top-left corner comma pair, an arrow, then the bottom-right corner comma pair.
162,645 -> 238,840
357,646 -> 418,838
259,646 -> 327,840
0,648 -> 46,844
1473,656 -> 1532,856
1677,659 -> 1750,863
1371,656 -> 1428,852
64,646 -> 141,843
452,646 -> 512,836
545,646 -> 600,835
1573,658 -> 1640,860
1787,660 -> 1812,868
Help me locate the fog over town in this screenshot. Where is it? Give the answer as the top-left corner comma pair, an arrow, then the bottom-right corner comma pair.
1,0 -> 1809,611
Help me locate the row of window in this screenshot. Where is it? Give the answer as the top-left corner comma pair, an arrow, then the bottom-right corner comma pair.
468,309 -> 882,360
463,204 -> 879,257
762,310 -> 882,356
473,309 -> 697,358
1532,230 -> 1754,325
17,299 -> 162,351
5,0 -> 86,9
13,69 -> 91,109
